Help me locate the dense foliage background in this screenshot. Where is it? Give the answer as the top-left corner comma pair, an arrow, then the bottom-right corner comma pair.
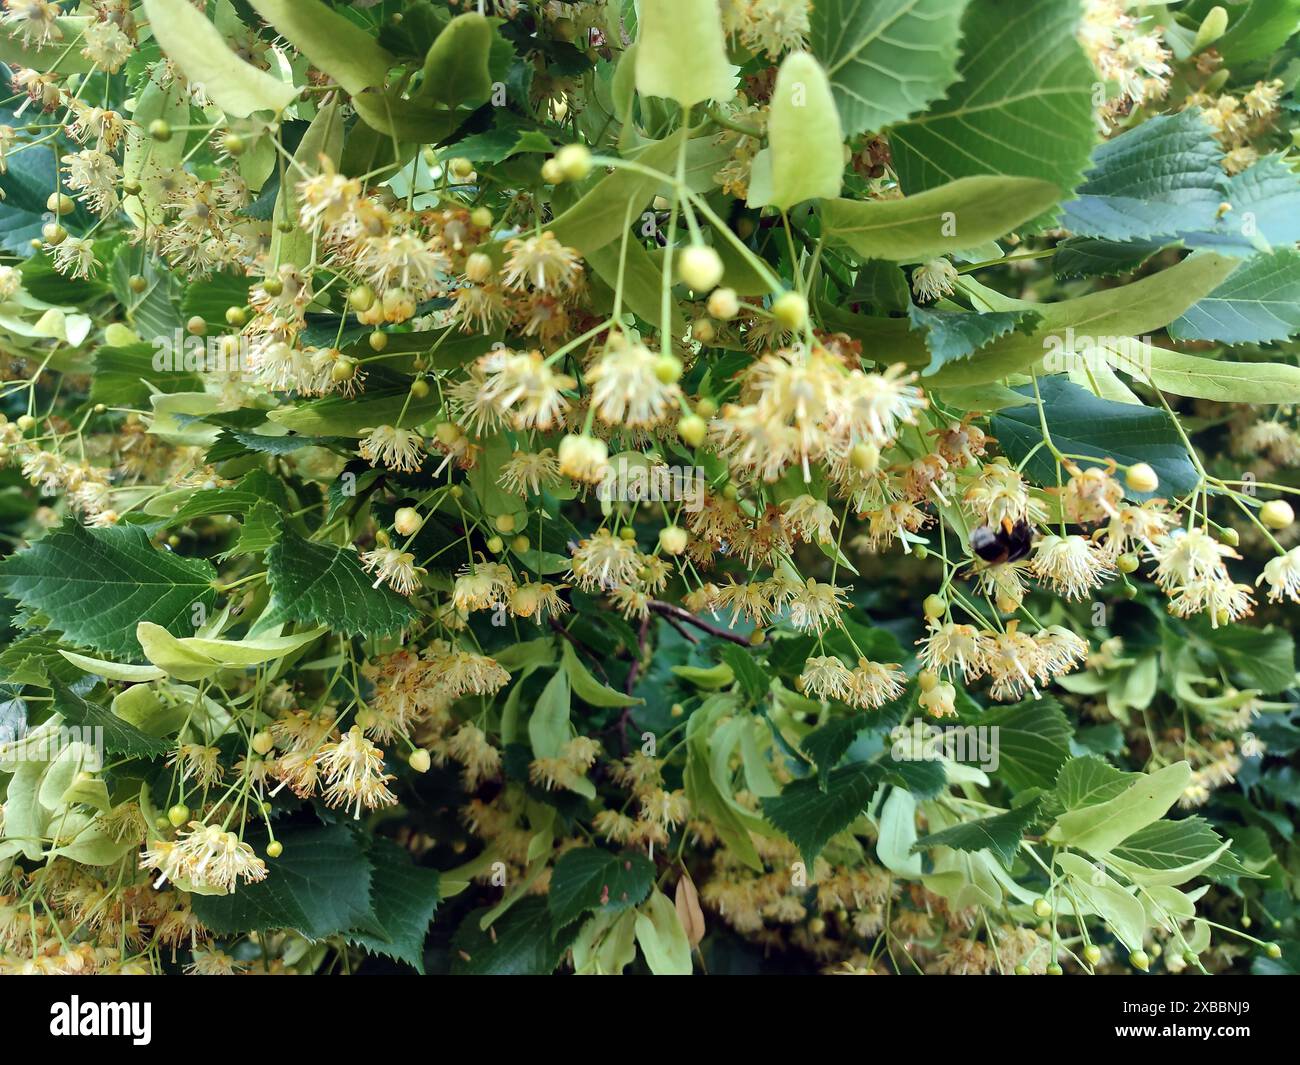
0,0 -> 1298,976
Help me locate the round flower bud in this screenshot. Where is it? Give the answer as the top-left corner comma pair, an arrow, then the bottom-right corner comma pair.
1033,897 -> 1052,918
695,398 -> 717,418
470,206 -> 493,228
167,804 -> 189,828
850,442 -> 879,474
1083,944 -> 1102,965
465,251 -> 494,283
409,749 -> 432,773
410,378 -> 430,399
707,286 -> 740,320
654,353 -> 683,383
251,731 -> 274,755
494,512 -> 517,534
331,356 -> 358,383
185,315 -> 207,337
1126,462 -> 1159,493
555,143 -> 592,181
691,319 -> 716,344
677,245 -> 724,293
41,222 -> 66,245
677,414 -> 707,448
511,535 -> 530,553
1129,949 -> 1150,971
922,594 -> 946,619
225,306 -> 247,327
348,285 -> 376,312
266,840 -> 284,859
540,158 -> 564,184
1261,499 -> 1294,529
1117,552 -> 1139,574
394,507 -> 423,536
222,132 -> 246,156
772,291 -> 808,331
487,535 -> 504,554
261,276 -> 284,297
449,157 -> 474,179
46,192 -> 74,215
148,119 -> 172,142
369,330 -> 388,352
659,525 -> 688,555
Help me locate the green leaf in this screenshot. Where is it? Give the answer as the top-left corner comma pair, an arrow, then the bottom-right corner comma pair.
1046,761 -> 1192,856
1144,345 -> 1300,406
1107,817 -> 1253,887
1195,621 -> 1296,695
1187,0 -> 1300,65
915,251 -> 1238,387
451,897 -> 575,974
124,68 -> 189,230
1053,237 -> 1164,280
271,98 -> 345,272
810,0 -> 969,136
261,532 -> 416,638
1051,755 -> 1140,813
528,669 -> 571,759
246,0 -> 395,95
911,800 -> 1041,866
0,522 -> 217,659
1061,110 -> 1225,242
1184,154 -> 1300,255
350,839 -> 440,973
561,640 -> 641,708
417,13 -> 496,108
1169,249 -> 1300,345
224,502 -> 283,559
749,51 -> 843,210
143,0 -> 299,117
973,696 -> 1072,791
992,377 -> 1200,500
761,762 -> 880,867
50,680 -> 169,760
719,644 -> 770,705
634,0 -> 735,108
0,17 -> 94,75
1056,851 -> 1148,951
192,823 -> 374,940
684,694 -> 764,871
888,0 -> 1097,223
634,888 -> 693,975
908,304 -> 1040,376
91,343 -> 201,408
547,848 -> 655,928
822,176 -> 1064,263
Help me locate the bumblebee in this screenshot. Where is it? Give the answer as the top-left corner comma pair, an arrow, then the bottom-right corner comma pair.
970,518 -> 1034,565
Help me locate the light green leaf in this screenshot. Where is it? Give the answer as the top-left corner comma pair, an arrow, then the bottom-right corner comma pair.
749,51 -> 843,210
822,176 -> 1064,263
246,0 -> 395,95
528,669 -> 571,760
271,98 -> 345,272
51,680 -> 170,760
634,0 -> 735,108
417,13 -> 495,108
143,0 -> 299,117
634,888 -> 693,975
1047,762 -> 1192,856
1056,852 -> 1148,951
124,68 -> 189,230
561,640 -> 641,707
1143,345 -> 1300,405
58,650 -> 166,683
810,0 -> 969,136
135,621 -> 327,682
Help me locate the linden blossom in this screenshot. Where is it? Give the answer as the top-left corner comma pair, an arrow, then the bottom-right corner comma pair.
49,997 -> 152,1046
596,457 -> 706,512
